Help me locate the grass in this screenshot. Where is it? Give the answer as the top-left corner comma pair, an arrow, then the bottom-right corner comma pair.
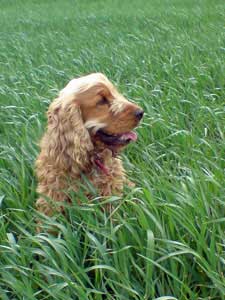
0,0 -> 224,299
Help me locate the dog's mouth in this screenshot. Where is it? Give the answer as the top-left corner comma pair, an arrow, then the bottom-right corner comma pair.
96,129 -> 137,146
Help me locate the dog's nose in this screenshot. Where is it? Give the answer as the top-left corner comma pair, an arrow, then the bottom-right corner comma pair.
135,109 -> 144,120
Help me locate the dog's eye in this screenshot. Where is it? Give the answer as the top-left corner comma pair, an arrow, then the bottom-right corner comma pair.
97,97 -> 109,106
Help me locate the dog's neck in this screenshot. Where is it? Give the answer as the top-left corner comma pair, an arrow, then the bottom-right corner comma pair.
94,156 -> 110,176
92,148 -> 114,176
89,137 -> 124,176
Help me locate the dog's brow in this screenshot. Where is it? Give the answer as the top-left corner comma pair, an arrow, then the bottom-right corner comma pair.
110,98 -> 129,114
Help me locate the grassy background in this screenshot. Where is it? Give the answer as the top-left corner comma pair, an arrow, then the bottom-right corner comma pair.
0,0 -> 224,299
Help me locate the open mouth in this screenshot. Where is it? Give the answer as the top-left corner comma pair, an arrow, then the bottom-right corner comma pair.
96,130 -> 137,146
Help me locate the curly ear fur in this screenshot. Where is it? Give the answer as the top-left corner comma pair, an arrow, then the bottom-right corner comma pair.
37,94 -> 93,174
62,97 -> 94,169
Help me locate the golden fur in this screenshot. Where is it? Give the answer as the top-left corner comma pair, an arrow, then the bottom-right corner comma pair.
35,73 -> 143,217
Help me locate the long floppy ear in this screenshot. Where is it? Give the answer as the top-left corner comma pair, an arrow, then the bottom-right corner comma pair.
64,99 -> 94,169
40,95 -> 93,173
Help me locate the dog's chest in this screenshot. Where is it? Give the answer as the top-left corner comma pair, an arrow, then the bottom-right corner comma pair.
88,150 -> 126,196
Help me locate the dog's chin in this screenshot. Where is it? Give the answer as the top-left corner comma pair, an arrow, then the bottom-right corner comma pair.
95,129 -> 137,147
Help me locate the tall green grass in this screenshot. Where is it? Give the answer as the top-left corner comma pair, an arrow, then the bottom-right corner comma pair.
0,0 -> 224,299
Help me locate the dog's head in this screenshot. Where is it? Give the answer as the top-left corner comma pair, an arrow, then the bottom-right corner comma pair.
59,73 -> 143,152
46,73 -> 143,170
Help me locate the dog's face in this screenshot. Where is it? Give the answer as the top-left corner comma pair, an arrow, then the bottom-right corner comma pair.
60,73 -> 143,151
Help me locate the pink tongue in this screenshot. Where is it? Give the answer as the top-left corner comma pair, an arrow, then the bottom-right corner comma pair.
121,131 -> 137,141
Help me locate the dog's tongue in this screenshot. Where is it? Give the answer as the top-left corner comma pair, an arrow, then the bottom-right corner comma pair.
120,131 -> 137,142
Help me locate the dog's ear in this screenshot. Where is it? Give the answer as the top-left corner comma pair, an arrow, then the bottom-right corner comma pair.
67,102 -> 93,169
47,98 -> 61,126
42,96 -> 93,172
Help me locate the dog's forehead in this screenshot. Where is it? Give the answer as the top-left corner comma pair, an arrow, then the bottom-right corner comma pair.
59,73 -> 112,97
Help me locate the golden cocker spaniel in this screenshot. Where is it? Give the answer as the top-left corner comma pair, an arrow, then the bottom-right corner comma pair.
35,73 -> 143,217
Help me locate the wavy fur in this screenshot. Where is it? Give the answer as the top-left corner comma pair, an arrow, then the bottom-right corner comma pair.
35,73 -> 142,220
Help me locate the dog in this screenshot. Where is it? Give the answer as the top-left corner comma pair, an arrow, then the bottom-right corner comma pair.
35,73 -> 143,218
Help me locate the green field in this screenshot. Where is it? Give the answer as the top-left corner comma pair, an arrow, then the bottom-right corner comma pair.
0,0 -> 224,299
